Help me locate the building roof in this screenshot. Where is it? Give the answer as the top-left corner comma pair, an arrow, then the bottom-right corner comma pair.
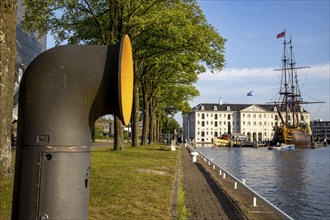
191,103 -> 308,113
192,103 -> 272,111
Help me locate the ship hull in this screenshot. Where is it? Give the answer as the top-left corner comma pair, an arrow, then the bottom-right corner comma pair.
271,128 -> 311,148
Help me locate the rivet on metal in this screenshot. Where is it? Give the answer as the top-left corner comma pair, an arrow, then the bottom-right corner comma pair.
40,214 -> 49,220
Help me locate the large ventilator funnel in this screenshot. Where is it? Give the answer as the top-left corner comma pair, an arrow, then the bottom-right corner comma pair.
12,35 -> 133,219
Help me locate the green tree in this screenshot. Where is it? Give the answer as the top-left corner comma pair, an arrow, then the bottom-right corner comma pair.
162,117 -> 180,141
0,0 -> 16,177
133,2 -> 225,145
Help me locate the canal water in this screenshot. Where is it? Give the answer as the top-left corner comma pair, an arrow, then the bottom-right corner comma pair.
197,145 -> 330,220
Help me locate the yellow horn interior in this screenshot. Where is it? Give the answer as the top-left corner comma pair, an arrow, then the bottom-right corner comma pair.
119,35 -> 133,125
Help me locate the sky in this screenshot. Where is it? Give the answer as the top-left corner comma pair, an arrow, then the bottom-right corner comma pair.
179,0 -> 329,123
47,0 -> 330,123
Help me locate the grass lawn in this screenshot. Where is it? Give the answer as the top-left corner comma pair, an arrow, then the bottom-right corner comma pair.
0,144 -> 179,220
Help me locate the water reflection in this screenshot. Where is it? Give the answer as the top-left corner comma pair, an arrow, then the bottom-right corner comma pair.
272,150 -> 309,218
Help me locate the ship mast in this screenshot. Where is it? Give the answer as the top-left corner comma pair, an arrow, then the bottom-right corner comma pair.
289,39 -> 296,126
277,35 -> 311,127
274,31 -> 324,128
280,36 -> 289,126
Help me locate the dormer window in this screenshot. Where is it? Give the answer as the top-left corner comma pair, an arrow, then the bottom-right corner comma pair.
201,105 -> 205,111
273,107 -> 277,112
213,106 -> 217,110
226,106 -> 230,111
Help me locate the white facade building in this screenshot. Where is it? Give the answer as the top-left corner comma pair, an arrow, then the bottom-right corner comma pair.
183,103 -> 310,144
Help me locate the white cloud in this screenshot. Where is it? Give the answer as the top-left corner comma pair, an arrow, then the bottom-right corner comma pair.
198,62 -> 329,81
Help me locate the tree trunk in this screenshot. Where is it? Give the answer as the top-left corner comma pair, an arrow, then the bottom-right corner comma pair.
113,116 -> 125,151
131,63 -> 140,147
141,87 -> 149,146
149,98 -> 157,144
148,101 -> 153,144
0,0 -> 16,177
156,118 -> 160,143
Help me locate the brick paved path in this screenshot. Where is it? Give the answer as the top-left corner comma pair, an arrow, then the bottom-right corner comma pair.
182,147 -> 245,220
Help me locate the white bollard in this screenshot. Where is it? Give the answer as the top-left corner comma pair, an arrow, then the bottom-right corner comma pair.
223,173 -> 226,179
253,197 -> 257,207
171,145 -> 176,151
190,151 -> 199,163
234,181 -> 237,189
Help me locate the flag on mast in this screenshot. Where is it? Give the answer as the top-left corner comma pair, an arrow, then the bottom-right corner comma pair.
247,90 -> 254,96
276,31 -> 286,38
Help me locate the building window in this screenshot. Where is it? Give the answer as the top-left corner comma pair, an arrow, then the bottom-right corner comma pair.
202,113 -> 205,119
275,115 -> 278,121
198,113 -> 200,117
247,121 -> 251,126
228,114 -> 231,120
211,121 -> 213,125
215,114 -> 218,119
201,105 -> 205,110
198,121 -> 200,125
214,132 -> 218,137
202,121 -> 205,127
247,114 -> 250,118
227,106 -> 230,111
243,114 -> 245,118
253,114 -> 256,118
201,131 -> 205,137
243,121 -> 245,125
215,121 -> 218,127
214,106 -> 217,110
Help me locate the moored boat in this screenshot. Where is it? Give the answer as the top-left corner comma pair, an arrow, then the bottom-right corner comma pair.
213,133 -> 231,147
268,143 -> 295,151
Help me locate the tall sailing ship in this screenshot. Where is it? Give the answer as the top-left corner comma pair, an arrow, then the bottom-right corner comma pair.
271,31 -> 323,148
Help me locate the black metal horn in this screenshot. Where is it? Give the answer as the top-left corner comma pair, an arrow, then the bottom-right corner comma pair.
12,35 -> 133,219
